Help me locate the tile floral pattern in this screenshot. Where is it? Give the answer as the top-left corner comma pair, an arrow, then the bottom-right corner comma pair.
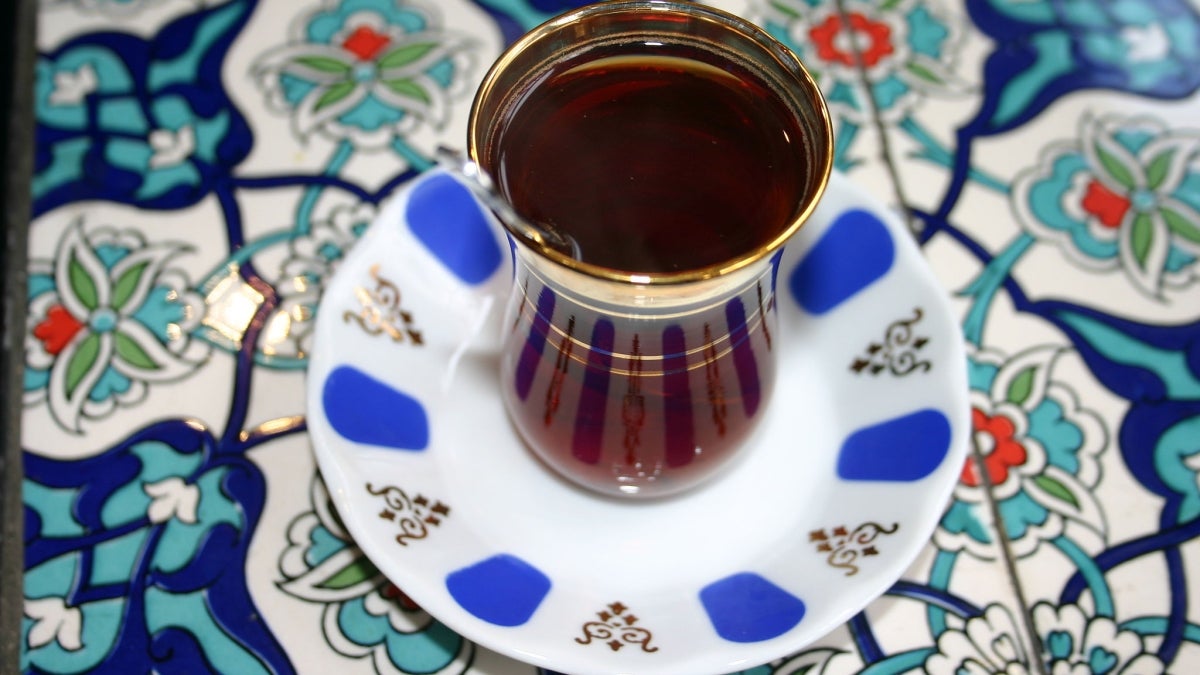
19,1 -> 1200,675
26,220 -> 210,431
1012,114 -> 1200,299
750,0 -> 973,173
251,0 -> 477,150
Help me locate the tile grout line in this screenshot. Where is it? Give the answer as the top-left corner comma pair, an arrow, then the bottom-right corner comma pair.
829,1 -> 1048,672
967,436 -> 1049,674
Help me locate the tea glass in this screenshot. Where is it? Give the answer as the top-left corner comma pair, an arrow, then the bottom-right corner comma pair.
463,0 -> 832,498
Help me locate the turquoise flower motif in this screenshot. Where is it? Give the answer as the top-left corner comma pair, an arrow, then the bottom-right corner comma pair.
24,221 -> 209,433
936,346 -> 1107,559
926,604 -> 1032,674
277,479 -> 474,674
929,602 -> 1166,674
753,0 -> 967,123
1013,114 -> 1200,299
254,0 -> 477,149
1033,602 -> 1165,674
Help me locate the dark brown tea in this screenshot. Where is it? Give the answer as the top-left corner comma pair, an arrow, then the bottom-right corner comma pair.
492,45 -> 810,273
502,287 -> 777,498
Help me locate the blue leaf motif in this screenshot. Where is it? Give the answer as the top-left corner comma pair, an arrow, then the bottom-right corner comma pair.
966,0 -> 1200,134
22,419 -> 294,675
1044,302 -> 1200,403
33,3 -> 253,216
1024,299 -> 1200,517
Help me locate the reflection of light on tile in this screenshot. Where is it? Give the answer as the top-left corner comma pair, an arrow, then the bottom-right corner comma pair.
239,415 -> 305,442
166,323 -> 182,341
202,267 -> 264,347
260,308 -> 292,356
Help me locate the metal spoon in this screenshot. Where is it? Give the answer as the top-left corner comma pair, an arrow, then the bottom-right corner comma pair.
435,146 -> 581,260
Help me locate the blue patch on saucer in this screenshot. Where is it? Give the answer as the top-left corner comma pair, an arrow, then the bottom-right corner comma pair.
699,572 -> 806,643
837,409 -> 952,481
789,209 -> 895,315
406,173 -> 503,285
323,366 -> 429,451
446,554 -> 552,627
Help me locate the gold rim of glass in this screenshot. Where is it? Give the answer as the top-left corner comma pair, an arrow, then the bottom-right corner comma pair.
466,0 -> 834,286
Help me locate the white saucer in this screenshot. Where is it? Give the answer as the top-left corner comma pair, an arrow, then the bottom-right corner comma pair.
306,170 -> 970,675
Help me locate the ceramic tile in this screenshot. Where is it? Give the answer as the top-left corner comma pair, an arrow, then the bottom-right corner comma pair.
863,0 -> 1200,672
21,0 -> 1200,674
23,199 -> 239,455
1003,343 -> 1200,672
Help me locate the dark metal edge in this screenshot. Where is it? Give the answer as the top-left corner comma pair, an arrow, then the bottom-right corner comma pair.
1,0 -> 35,669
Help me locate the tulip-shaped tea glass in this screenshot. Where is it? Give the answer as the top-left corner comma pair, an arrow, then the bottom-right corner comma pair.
463,0 -> 832,498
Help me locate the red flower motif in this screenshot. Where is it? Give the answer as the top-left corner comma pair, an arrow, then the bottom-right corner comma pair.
1080,179 -> 1131,229
341,25 -> 392,61
33,304 -> 85,355
809,12 -> 895,68
961,407 -> 1028,488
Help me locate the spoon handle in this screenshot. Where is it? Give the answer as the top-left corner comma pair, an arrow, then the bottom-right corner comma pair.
435,146 -> 581,260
